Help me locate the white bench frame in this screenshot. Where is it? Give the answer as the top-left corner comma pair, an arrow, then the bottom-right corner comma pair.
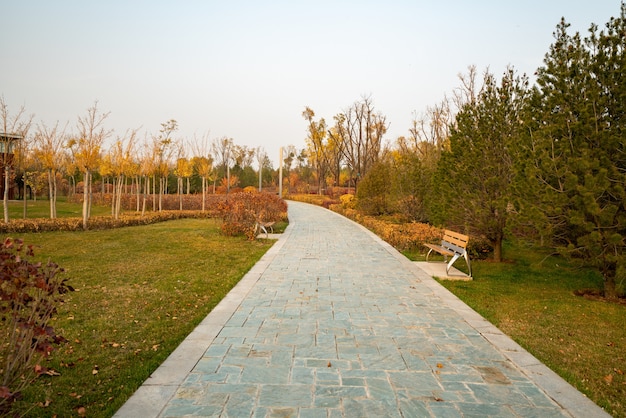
423,229 -> 472,277
256,221 -> 275,238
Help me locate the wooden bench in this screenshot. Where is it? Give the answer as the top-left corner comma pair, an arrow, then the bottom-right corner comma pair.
423,229 -> 472,277
256,221 -> 275,238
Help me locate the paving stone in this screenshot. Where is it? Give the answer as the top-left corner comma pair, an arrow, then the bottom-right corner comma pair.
114,201 -> 610,418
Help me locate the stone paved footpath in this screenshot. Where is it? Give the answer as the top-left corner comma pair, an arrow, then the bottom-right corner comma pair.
115,201 -> 609,418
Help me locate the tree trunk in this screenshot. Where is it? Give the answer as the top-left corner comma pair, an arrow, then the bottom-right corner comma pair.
604,276 -> 618,300
48,169 -> 57,219
82,170 -> 90,230
22,176 -> 27,219
202,177 -> 206,212
178,177 -> 183,211
3,166 -> 10,223
492,235 -> 503,263
152,175 -> 156,211
158,177 -> 164,212
135,176 -> 140,212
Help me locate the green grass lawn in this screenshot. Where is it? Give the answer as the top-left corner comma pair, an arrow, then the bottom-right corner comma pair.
7,216 -> 273,417
5,196 -> 110,219
405,242 -> 626,417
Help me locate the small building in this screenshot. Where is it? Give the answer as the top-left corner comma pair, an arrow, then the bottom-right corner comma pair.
0,133 -> 23,199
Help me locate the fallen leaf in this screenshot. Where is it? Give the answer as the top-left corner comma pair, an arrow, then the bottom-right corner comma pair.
44,369 -> 61,376
327,361 -> 332,367
0,386 -> 11,398
437,363 -> 444,369
41,399 -> 52,407
76,406 -> 86,416
604,374 -> 613,384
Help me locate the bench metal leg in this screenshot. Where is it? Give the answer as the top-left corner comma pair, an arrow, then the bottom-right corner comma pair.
464,252 -> 472,277
446,253 -> 460,276
256,223 -> 269,239
426,248 -> 434,261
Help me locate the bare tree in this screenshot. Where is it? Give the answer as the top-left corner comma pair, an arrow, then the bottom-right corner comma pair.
255,146 -> 266,191
336,96 -> 388,190
212,136 -> 234,193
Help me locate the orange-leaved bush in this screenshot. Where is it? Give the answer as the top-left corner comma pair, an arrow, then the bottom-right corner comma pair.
217,192 -> 287,240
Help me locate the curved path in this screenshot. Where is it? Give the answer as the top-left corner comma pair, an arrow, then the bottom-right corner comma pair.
115,201 -> 608,418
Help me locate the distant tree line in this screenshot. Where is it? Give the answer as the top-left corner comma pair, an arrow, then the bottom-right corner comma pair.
0,99 -> 281,228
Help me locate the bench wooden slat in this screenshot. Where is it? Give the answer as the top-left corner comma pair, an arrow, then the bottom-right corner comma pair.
423,243 -> 455,257
442,230 -> 469,249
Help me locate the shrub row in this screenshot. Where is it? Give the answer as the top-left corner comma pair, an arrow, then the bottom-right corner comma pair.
0,211 -> 216,234
332,204 -> 442,251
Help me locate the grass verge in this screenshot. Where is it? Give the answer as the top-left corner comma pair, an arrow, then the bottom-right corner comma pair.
9,217 -> 273,417
5,197 -> 111,219
405,242 -> 625,417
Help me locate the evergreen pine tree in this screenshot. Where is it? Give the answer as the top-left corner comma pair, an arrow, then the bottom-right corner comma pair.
519,6 -> 626,299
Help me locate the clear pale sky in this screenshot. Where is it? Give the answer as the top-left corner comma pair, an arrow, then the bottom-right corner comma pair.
1,1 -> 620,166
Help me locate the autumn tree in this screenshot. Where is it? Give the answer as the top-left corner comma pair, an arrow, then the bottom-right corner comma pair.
138,139 -> 157,214
33,121 -> 68,218
191,133 -> 215,211
0,96 -> 32,223
433,68 -> 530,262
153,120 -> 177,211
68,101 -> 110,229
326,124 -> 345,188
174,150 -> 193,210
302,107 -> 330,194
518,9 -> 626,299
108,130 -> 137,218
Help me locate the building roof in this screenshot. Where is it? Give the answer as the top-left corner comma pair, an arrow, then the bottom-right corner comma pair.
0,133 -> 23,140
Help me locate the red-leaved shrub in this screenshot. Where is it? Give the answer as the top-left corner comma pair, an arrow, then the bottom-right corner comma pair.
0,238 -> 73,415
217,192 -> 287,239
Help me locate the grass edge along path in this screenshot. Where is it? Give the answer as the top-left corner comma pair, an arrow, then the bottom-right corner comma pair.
9,218 -> 273,417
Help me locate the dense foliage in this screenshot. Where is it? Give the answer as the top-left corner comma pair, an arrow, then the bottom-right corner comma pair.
0,238 -> 72,416
515,13 -> 626,299
217,191 -> 288,240
354,5 -> 626,298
